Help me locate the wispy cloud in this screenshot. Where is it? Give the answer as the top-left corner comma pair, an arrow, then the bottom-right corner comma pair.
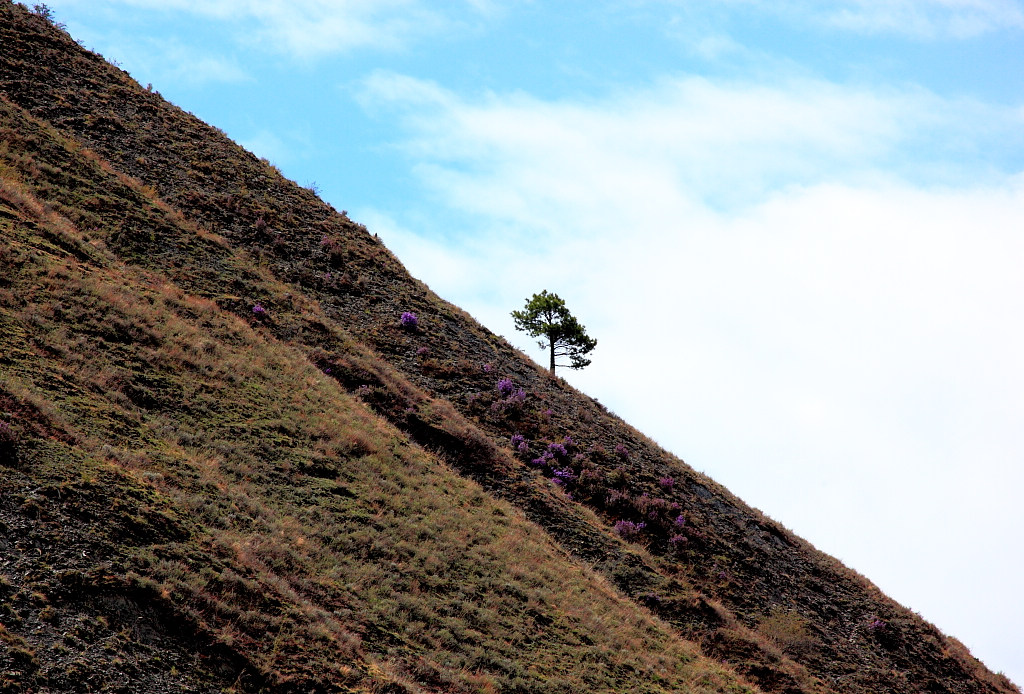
360,70 -> 1024,218
821,0 -> 1024,38
62,0 -> 502,59
653,0 -> 1024,38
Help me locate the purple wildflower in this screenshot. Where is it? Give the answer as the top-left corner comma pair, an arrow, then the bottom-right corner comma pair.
614,443 -> 629,459
547,442 -> 568,459
531,451 -> 555,467
400,312 -> 419,329
252,304 -> 266,315
496,378 -> 514,397
553,467 -> 577,482
510,433 -> 526,449
658,476 -> 675,490
674,514 -> 687,527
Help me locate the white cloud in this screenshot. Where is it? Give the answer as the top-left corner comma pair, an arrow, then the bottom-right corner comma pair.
362,74 -> 1024,682
653,0 -> 1024,38
59,0 -> 500,58
361,71 -> 1023,216
822,0 -> 1024,38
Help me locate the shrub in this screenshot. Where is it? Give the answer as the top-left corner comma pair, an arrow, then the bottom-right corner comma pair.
614,443 -> 629,459
320,235 -> 347,267
400,312 -> 419,330
867,617 -> 899,649
613,520 -> 646,542
251,304 -> 266,316
552,467 -> 577,483
658,476 -> 675,490
605,489 -> 629,510
546,442 -> 568,459
634,494 -> 671,522
759,608 -> 815,652
491,380 -> 527,415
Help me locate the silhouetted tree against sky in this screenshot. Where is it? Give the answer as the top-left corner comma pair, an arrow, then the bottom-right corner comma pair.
512,290 -> 597,375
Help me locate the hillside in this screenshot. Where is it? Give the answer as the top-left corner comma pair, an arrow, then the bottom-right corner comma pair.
0,3 -> 1018,693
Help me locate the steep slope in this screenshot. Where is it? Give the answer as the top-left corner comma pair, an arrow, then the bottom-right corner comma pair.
0,3 -> 1017,694
0,74 -> 754,693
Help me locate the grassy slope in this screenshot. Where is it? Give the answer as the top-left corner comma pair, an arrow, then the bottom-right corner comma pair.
0,3 -> 1018,694
0,94 -> 754,693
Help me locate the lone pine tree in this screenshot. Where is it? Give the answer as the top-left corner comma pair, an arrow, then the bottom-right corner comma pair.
512,290 -> 597,375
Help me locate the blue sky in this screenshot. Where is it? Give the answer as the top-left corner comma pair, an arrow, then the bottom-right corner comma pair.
47,0 -> 1024,685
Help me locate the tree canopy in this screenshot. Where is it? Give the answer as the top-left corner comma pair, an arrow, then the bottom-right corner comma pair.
511,290 -> 597,374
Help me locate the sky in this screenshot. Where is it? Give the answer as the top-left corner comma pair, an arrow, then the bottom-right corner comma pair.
44,0 -> 1024,685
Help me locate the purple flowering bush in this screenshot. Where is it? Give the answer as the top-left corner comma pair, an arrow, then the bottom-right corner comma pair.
252,304 -> 266,316
491,379 -> 527,415
530,450 -> 555,468
510,433 -> 531,454
546,442 -> 568,459
552,467 -> 577,483
613,520 -> 646,542
400,312 -> 419,330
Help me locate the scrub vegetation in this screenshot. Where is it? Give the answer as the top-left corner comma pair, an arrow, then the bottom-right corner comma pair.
0,3 -> 1018,693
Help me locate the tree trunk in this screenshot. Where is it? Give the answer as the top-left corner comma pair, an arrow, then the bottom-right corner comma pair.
549,340 -> 556,375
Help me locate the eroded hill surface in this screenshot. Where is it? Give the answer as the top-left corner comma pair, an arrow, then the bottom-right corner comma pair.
0,3 -> 1018,694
